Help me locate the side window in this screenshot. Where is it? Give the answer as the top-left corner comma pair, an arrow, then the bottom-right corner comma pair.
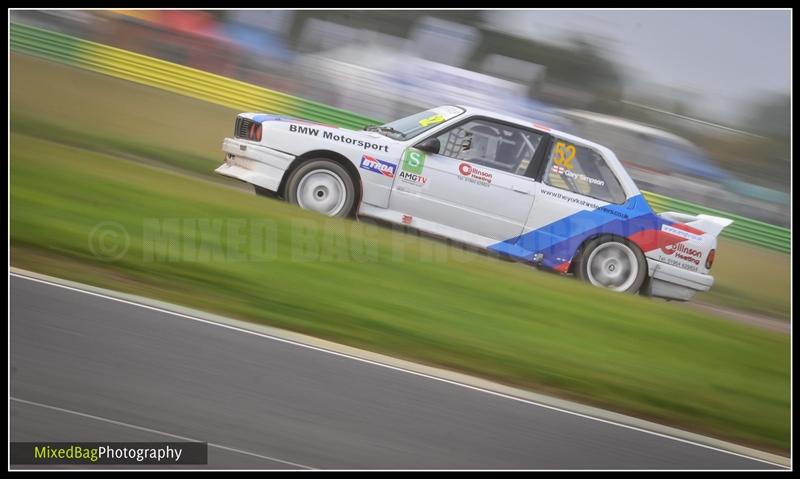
428,119 -> 543,176
544,139 -> 627,204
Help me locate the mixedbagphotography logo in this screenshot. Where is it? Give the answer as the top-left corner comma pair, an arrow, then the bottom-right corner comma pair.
10,442 -> 208,465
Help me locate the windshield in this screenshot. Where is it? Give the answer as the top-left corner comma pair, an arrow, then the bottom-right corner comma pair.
370,106 -> 465,140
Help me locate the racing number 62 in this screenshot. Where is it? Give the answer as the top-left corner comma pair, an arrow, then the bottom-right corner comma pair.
553,142 -> 576,169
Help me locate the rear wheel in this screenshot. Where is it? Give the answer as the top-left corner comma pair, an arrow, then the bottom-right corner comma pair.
284,159 -> 356,217
575,236 -> 647,293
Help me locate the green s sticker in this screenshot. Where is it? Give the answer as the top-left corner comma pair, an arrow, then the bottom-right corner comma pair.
402,149 -> 426,174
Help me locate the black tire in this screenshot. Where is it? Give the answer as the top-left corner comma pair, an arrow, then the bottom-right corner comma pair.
575,235 -> 647,293
284,159 -> 357,218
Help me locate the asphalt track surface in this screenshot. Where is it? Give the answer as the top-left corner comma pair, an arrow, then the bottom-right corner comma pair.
9,275 -> 782,469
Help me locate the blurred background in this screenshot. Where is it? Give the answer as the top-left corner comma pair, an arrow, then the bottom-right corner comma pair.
9,10 -> 791,454
13,9 -> 790,227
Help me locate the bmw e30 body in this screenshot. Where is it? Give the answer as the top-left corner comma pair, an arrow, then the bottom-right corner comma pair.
216,105 -> 732,301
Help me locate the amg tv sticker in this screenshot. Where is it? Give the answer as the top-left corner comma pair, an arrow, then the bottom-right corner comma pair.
398,170 -> 429,186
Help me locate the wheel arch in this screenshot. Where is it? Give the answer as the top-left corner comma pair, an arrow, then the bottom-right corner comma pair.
571,233 -> 649,293
566,233 -> 646,274
279,150 -> 363,210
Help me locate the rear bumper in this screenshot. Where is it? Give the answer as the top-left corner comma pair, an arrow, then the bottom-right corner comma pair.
643,259 -> 714,301
215,137 -> 294,192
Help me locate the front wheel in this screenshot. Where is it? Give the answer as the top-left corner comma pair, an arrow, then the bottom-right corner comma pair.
284,159 -> 356,217
575,236 -> 647,293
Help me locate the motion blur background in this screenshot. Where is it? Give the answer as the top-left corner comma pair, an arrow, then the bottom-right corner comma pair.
9,9 -> 791,456
14,8 -> 791,226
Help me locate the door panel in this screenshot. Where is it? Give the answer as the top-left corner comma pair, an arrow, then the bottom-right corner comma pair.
390,148 -> 536,241
490,137 -> 637,267
388,118 -> 548,242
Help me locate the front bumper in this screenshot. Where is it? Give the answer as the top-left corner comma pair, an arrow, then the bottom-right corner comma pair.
643,259 -> 714,301
215,137 -> 295,192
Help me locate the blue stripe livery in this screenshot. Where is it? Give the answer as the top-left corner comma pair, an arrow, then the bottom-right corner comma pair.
489,194 -> 671,268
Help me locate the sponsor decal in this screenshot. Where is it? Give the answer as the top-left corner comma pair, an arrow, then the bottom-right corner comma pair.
418,114 -> 445,127
288,124 -> 320,136
540,188 -> 629,219
658,255 -> 700,272
288,124 -> 389,153
398,149 -> 429,186
402,214 -> 413,225
360,155 -> 396,178
668,222 -> 705,235
398,170 -> 429,186
660,241 -> 704,267
402,149 -> 426,174
661,224 -> 704,242
423,106 -> 464,123
457,162 -> 493,187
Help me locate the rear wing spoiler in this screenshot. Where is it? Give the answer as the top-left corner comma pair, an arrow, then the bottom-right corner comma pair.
659,212 -> 734,237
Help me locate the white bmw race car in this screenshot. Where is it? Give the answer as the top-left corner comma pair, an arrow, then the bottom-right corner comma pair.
216,105 -> 733,301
